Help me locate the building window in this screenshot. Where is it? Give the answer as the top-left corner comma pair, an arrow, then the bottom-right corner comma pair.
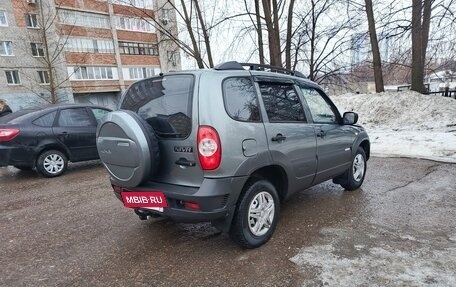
160,9 -> 171,25
128,67 -> 155,79
65,37 -> 114,54
25,13 -> 39,28
31,43 -> 44,57
58,9 -> 110,29
167,51 -> 180,66
0,10 -> 8,26
5,70 -> 21,85
115,16 -> 154,33
112,0 -> 153,9
0,41 -> 13,56
118,41 -> 158,55
37,70 -> 50,84
72,66 -> 115,80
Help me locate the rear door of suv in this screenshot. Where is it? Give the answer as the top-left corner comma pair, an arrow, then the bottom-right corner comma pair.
120,74 -> 203,187
254,76 -> 317,192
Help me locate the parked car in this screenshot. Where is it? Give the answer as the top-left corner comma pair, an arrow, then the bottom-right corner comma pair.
96,61 -> 370,248
0,104 -> 111,177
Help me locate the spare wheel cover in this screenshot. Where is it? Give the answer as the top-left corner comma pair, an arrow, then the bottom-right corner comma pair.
96,110 -> 159,188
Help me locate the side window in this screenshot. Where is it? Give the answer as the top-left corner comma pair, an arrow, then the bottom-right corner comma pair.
33,111 -> 57,127
58,108 -> 93,127
223,77 -> 260,122
259,82 -> 306,122
300,87 -> 338,123
91,108 -> 110,124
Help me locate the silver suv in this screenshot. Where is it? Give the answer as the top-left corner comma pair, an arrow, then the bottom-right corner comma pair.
96,62 -> 370,248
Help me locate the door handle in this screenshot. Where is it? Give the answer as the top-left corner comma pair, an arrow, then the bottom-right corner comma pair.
175,158 -> 196,167
60,132 -> 69,137
316,130 -> 326,138
271,134 -> 287,142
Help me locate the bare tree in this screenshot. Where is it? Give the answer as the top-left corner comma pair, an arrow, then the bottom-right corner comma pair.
261,0 -> 282,66
365,0 -> 384,92
116,0 -> 217,68
193,0 -> 214,67
254,0 -> 265,64
178,0 -> 205,68
411,0 -> 432,93
294,0 -> 360,82
285,0 -> 296,69
14,0 -> 76,104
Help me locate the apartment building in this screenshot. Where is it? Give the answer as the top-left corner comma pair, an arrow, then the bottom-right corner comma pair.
0,0 -> 181,111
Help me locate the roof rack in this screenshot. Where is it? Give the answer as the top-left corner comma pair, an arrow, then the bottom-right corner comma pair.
214,61 -> 307,79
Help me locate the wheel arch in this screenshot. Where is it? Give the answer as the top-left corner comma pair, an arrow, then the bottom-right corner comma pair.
242,165 -> 289,202
35,144 -> 70,166
359,139 -> 370,160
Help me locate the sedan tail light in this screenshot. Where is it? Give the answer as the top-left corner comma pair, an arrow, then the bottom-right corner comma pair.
0,129 -> 20,142
197,125 -> 221,170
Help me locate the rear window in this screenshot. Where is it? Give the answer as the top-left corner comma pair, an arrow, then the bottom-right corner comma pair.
120,75 -> 194,138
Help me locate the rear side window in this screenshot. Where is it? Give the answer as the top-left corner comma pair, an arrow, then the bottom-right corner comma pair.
33,111 -> 57,127
223,77 -> 261,122
120,75 -> 194,138
58,108 -> 93,127
259,83 -> 306,122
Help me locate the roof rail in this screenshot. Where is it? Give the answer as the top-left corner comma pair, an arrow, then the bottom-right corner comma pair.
240,63 -> 306,78
214,61 -> 307,79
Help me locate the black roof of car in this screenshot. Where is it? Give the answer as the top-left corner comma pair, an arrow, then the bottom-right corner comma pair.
0,104 -> 111,124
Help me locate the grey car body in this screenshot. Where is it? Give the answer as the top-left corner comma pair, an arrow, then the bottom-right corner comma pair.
96,62 -> 370,248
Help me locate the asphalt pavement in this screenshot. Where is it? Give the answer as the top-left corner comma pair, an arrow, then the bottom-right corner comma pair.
1,158 -> 455,286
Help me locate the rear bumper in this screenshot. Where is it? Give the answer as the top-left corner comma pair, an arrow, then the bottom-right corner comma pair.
112,176 -> 248,223
0,145 -> 35,167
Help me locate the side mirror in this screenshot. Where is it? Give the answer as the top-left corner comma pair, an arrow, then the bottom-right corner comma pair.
343,112 -> 358,125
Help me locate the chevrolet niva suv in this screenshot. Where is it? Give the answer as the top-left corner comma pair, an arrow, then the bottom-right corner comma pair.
96,61 -> 370,248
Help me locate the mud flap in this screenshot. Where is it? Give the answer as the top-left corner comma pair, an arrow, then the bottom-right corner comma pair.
211,205 -> 237,233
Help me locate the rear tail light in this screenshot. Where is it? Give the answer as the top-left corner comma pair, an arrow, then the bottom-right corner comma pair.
197,125 -> 221,170
0,129 -> 20,142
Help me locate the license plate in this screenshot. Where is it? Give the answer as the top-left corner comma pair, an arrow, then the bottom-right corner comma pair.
121,191 -> 168,210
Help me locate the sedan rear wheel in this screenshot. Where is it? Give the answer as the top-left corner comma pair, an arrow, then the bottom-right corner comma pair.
36,150 -> 68,177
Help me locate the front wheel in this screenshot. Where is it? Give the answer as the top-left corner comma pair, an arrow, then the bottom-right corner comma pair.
339,147 -> 367,191
229,180 -> 280,248
36,150 -> 68,177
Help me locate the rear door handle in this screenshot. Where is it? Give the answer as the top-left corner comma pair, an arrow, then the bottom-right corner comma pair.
175,158 -> 196,167
316,130 -> 326,138
271,134 -> 287,142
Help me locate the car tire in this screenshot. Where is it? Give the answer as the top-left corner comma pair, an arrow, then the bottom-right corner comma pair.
339,147 -> 367,191
229,180 -> 280,248
36,150 -> 68,177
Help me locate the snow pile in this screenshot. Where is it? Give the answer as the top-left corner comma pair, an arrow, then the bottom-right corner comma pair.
331,91 -> 456,163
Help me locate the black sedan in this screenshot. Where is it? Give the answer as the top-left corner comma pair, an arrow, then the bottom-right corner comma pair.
0,104 -> 111,177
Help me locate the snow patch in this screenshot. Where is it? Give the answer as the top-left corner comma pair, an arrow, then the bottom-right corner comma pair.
331,91 -> 456,163
290,228 -> 456,287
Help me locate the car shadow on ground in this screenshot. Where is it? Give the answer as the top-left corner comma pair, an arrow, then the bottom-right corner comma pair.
0,160 -> 103,180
